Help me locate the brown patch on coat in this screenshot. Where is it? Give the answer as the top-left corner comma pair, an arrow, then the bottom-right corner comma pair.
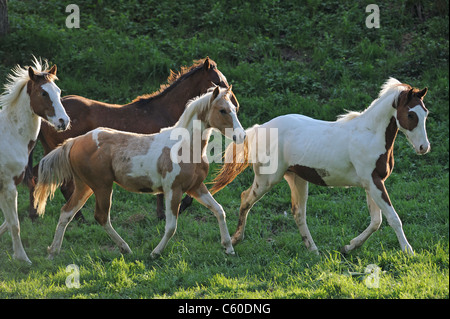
287,165 -> 328,186
394,87 -> 428,131
157,147 -> 173,178
371,117 -> 398,206
13,172 -> 25,186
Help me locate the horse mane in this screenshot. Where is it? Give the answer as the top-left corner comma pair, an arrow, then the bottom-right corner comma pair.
132,58 -> 215,106
336,77 -> 411,122
163,86 -> 226,131
0,56 -> 56,110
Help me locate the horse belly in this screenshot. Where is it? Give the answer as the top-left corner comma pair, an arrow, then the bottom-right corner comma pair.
0,139 -> 29,182
285,139 -> 360,187
115,175 -> 162,194
287,164 -> 360,187
113,145 -> 162,194
321,168 -> 361,187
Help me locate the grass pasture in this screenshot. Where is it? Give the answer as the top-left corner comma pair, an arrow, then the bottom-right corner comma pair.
0,0 -> 448,300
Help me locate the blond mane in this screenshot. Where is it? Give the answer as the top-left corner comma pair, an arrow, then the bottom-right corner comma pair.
0,57 -> 55,110
336,78 -> 410,122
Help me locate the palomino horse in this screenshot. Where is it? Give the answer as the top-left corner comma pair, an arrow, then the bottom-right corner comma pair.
34,86 -> 245,259
211,78 -> 429,255
27,57 -> 233,220
0,58 -> 70,263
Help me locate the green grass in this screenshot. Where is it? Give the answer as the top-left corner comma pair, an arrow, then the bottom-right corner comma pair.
0,0 -> 448,299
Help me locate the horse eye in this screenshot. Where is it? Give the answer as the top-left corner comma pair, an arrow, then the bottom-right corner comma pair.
407,113 -> 414,119
220,109 -> 227,115
42,91 -> 48,97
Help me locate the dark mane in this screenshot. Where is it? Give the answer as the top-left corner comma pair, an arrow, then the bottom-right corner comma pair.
132,58 -> 216,106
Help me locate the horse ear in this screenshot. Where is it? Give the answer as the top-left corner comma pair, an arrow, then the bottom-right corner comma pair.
416,87 -> 428,100
48,64 -> 57,76
227,84 -> 233,93
203,57 -> 210,69
28,67 -> 36,81
407,88 -> 414,101
210,86 -> 220,102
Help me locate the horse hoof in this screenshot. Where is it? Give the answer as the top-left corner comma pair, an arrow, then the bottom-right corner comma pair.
340,246 -> 350,255
15,255 -> 32,265
231,235 -> 243,246
225,247 -> 235,255
120,248 -> 132,254
403,245 -> 415,256
150,251 -> 161,259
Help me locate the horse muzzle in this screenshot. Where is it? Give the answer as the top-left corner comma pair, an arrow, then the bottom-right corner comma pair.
233,129 -> 246,144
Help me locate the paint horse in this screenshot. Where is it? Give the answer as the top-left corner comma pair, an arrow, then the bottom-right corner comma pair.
211,78 -> 429,255
34,86 -> 245,259
27,57 -> 232,221
0,58 -> 70,263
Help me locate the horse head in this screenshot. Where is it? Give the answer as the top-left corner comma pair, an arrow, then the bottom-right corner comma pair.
206,85 -> 246,144
27,65 -> 70,131
395,86 -> 430,155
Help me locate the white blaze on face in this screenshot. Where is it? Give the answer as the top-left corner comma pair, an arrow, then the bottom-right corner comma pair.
41,82 -> 70,130
403,105 -> 430,154
226,99 -> 245,144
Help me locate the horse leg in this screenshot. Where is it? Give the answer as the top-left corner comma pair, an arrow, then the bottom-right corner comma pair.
151,188 -> 183,258
27,156 -> 39,221
93,186 -> 132,254
368,178 -> 413,254
189,183 -> 234,255
61,181 -> 86,223
179,195 -> 194,214
156,194 -> 165,220
341,190 -> 382,254
0,183 -> 31,263
232,169 -> 282,246
48,178 -> 93,259
0,221 -> 7,237
284,172 -> 318,253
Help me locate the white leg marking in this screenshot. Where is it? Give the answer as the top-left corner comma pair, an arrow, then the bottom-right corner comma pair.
342,190 -> 382,253
0,184 -> 31,263
195,188 -> 235,255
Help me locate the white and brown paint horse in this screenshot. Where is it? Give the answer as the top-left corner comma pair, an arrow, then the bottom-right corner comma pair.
0,58 -> 70,263
34,86 -> 245,259
211,78 -> 429,255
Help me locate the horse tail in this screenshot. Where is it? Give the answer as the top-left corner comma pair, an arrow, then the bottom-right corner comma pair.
33,139 -> 75,216
210,125 -> 259,195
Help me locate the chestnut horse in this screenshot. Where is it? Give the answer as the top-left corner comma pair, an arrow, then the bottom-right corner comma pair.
34,86 -> 245,258
211,78 -> 429,255
27,57 -> 233,220
0,58 -> 70,263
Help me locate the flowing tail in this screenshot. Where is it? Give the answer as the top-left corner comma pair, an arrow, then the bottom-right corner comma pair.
210,125 -> 259,195
33,139 -> 75,216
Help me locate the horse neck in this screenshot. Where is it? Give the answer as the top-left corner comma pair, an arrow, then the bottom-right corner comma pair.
355,92 -> 398,136
3,86 -> 41,143
136,72 -> 204,121
170,99 -> 212,157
